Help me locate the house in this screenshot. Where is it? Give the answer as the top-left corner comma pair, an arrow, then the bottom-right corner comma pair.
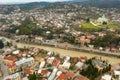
58,73 -> 67,80
54,71 -> 62,80
38,69 -> 51,78
8,57 -> 34,74
24,68 -> 35,77
53,59 -> 61,67
80,36 -> 86,40
59,62 -> 71,69
48,68 -> 58,80
114,70 -> 120,80
75,61 -> 84,70
19,52 -> 28,57
80,56 -> 87,62
38,58 -> 44,63
64,56 -> 70,62
66,71 -> 75,80
22,77 -> 29,80
80,39 -> 90,46
12,50 -> 20,55
98,32 -> 106,37
39,60 -> 46,69
3,48 -> 13,54
3,55 -> 18,65
92,58 -> 109,71
111,47 -> 117,52
3,72 -> 21,80
72,57 -> 80,63
33,48 -> 40,53
113,63 -> 120,70
15,57 -> 34,66
40,70 -> 47,75
105,47 -> 110,52
97,15 -> 108,24
35,36 -> 43,41
100,74 -> 112,80
7,62 -> 17,74
47,51 -> 52,56
47,57 -> 55,64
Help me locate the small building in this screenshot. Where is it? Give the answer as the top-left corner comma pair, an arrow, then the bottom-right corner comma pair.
24,68 -> 35,77
101,74 -> 112,80
3,55 -> 18,65
3,72 -> 21,80
75,61 -> 84,70
48,68 -> 58,80
97,15 -> 108,24
8,57 -> 34,74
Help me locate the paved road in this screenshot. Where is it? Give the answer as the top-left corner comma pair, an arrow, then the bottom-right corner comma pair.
0,55 -> 9,80
0,36 -> 120,64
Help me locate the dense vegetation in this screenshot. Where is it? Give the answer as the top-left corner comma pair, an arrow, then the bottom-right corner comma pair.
81,22 -> 102,32
0,40 -> 4,49
80,57 -> 111,80
91,32 -> 120,50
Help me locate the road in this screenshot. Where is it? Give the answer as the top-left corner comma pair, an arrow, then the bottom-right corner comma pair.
0,55 -> 9,80
0,36 -> 120,64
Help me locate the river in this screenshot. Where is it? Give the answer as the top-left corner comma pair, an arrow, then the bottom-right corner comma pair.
0,36 -> 120,64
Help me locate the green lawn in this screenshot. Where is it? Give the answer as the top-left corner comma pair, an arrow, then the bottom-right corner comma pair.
81,22 -> 104,31
107,21 -> 120,29
81,21 -> 120,32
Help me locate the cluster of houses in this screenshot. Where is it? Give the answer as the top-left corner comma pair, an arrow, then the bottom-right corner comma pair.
0,3 -> 120,54
2,46 -> 88,80
1,44 -> 120,80
12,27 -> 120,53
73,32 -> 120,52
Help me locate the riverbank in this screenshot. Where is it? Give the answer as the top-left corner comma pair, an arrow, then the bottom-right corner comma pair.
0,36 -> 120,64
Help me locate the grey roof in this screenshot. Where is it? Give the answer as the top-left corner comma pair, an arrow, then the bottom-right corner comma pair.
15,57 -> 34,66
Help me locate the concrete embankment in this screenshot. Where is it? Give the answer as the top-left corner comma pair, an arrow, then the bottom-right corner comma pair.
0,36 -> 120,64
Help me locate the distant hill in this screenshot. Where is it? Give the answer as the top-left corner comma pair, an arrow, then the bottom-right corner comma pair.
17,2 -> 51,11
0,0 -> 120,14
70,0 -> 120,8
88,0 -> 120,8
19,2 -> 51,6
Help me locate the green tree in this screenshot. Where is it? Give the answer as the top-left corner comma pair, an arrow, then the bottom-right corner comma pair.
0,40 -> 4,49
92,32 -> 120,50
29,72 -> 37,80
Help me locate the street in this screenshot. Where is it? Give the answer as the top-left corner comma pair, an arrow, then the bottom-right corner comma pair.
0,55 -> 9,80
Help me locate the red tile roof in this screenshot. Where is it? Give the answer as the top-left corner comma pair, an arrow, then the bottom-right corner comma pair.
4,56 -> 18,62
66,72 -> 75,79
80,36 -> 86,39
24,68 -> 34,76
7,62 -> 16,68
41,70 -> 47,75
6,78 -> 11,80
58,73 -> 67,80
53,59 -> 60,67
80,56 -> 87,60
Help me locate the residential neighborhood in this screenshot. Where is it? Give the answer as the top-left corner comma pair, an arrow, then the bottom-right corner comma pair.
0,38 -> 120,80
0,0 -> 120,80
